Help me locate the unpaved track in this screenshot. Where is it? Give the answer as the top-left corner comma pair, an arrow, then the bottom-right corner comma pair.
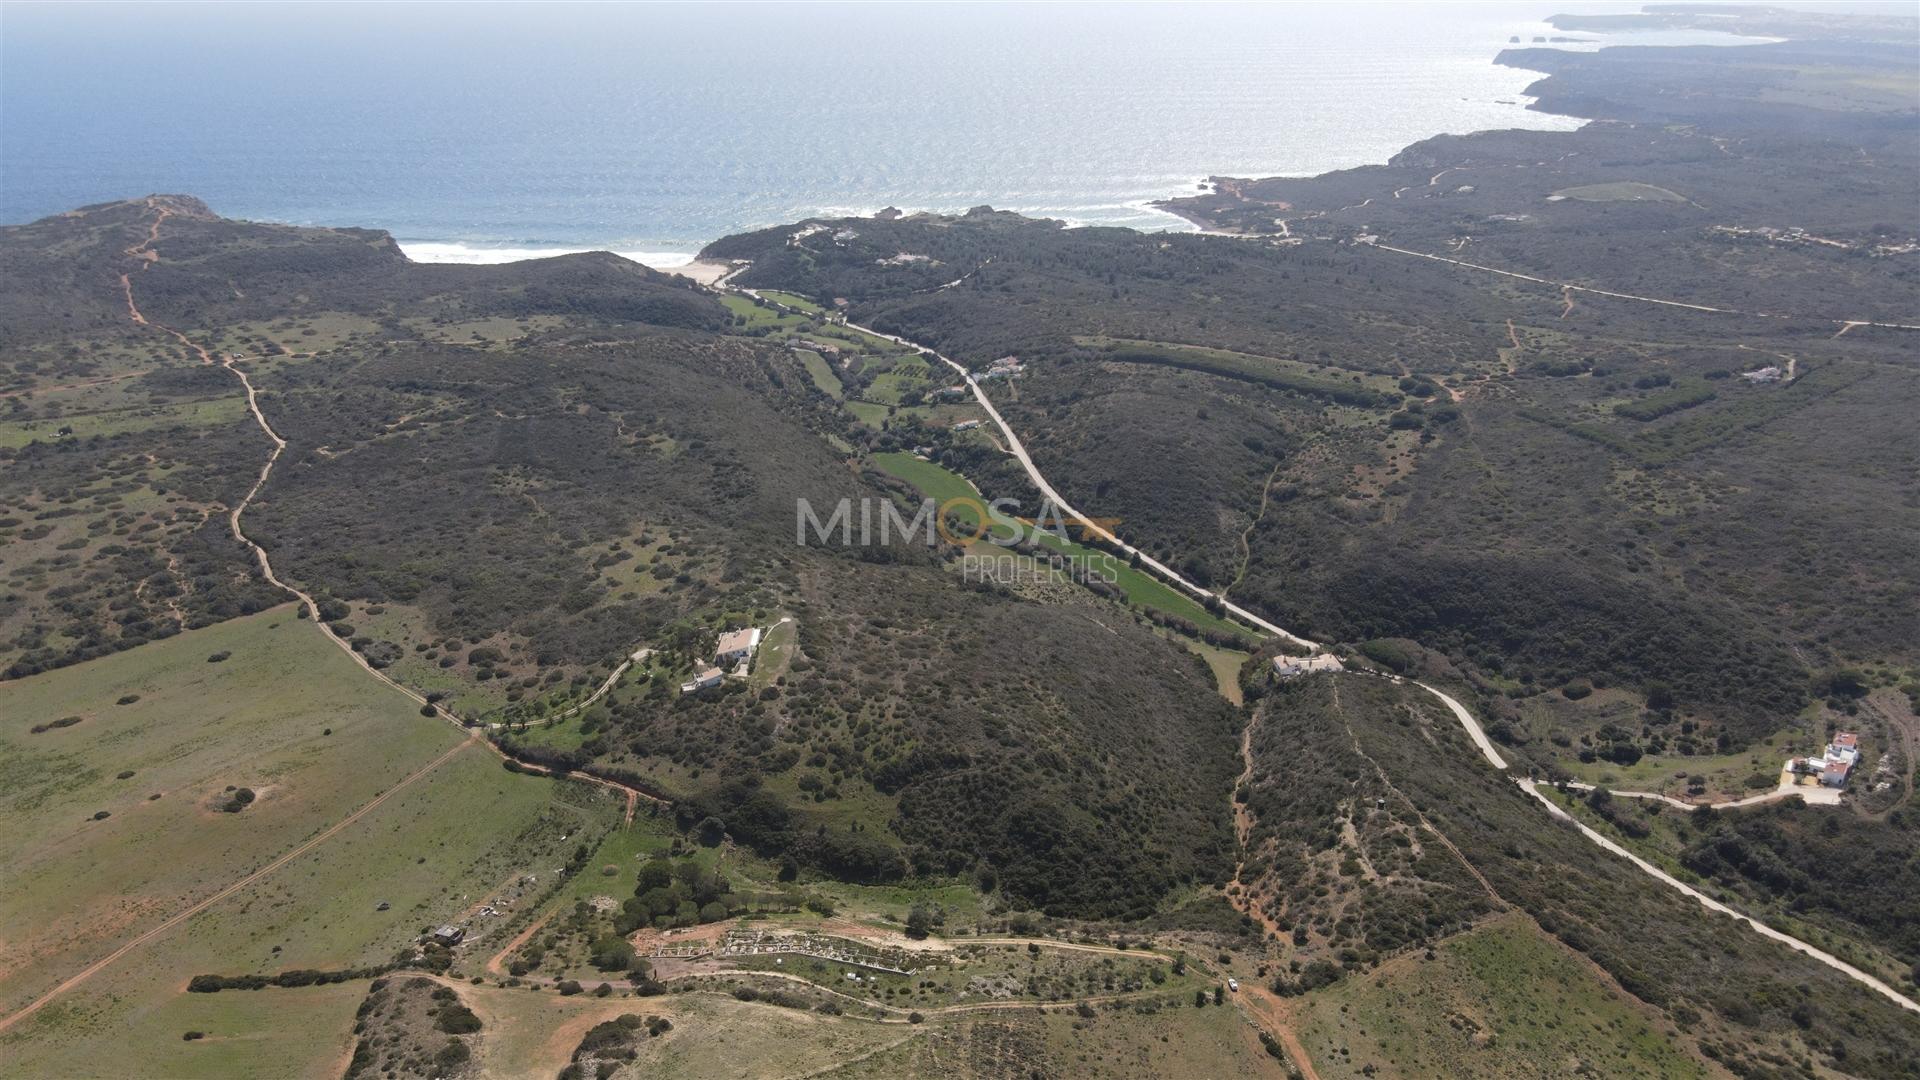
1367,241 -> 1920,331
492,649 -> 651,732
0,207 -> 665,1031
117,202 -> 661,801
1238,984 -> 1324,1080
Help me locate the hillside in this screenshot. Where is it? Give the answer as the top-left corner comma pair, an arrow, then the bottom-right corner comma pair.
1238,672 -> 1920,1079
700,25 -> 1920,760
4,6 -> 1918,1078
0,195 -> 1245,923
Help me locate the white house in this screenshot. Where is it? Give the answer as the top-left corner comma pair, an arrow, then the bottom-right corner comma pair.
716,627 -> 761,667
1795,731 -> 1862,789
680,667 -> 724,694
1272,653 -> 1344,679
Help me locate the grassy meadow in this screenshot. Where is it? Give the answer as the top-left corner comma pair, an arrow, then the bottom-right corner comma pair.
1294,914 -> 1707,1079
0,606 -> 624,1076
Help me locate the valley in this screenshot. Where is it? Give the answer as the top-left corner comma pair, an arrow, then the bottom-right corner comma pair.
2,5 -> 1918,1078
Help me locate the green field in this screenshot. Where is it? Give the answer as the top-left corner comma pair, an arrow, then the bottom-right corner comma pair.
0,606 -> 461,1011
864,370 -> 928,406
0,606 -> 624,1076
847,400 -> 891,426
464,982 -> 907,1079
1295,914 -> 1707,1079
815,991 -> 1275,1078
1076,335 -> 1401,406
1183,640 -> 1250,705
0,396 -> 248,448
759,290 -> 825,314
721,294 -> 810,331
811,322 -> 909,357
796,349 -> 844,399
869,453 -> 1256,641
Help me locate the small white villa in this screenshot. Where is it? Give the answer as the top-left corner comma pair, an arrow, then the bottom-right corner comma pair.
716,627 -> 762,667
680,667 -> 724,694
1272,653 -> 1344,679
1793,731 -> 1862,789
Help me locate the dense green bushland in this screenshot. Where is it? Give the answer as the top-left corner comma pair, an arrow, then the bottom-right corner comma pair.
1249,674 -> 1920,1079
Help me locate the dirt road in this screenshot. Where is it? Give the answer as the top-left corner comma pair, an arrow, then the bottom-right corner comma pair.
1366,241 -> 1920,332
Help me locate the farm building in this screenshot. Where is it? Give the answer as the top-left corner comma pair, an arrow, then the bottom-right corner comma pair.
432,925 -> 465,946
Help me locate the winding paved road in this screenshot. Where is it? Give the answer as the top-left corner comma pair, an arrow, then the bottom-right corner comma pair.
729,275 -> 1920,1021
1521,780 -> 1918,1015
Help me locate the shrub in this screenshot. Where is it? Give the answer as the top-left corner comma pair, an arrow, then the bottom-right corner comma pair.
436,1004 -> 482,1034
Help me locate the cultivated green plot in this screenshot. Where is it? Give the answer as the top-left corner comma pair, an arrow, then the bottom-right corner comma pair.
869,452 -> 1256,641
796,349 -> 844,399
846,400 -> 890,427
720,295 -> 810,331
0,601 -> 623,1078
759,290 -> 825,314
864,370 -> 928,406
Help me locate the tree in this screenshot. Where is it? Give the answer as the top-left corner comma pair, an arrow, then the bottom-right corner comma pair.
435,1005 -> 482,1035
636,858 -> 674,893
905,904 -> 934,939
591,935 -> 637,972
1645,681 -> 1675,711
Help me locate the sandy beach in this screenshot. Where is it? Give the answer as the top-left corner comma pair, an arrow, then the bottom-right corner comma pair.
667,258 -> 738,286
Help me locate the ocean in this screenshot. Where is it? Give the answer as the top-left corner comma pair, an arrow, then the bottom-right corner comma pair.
0,2 -> 1764,266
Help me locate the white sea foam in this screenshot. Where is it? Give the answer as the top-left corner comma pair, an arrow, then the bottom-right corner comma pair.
399,241 -> 694,269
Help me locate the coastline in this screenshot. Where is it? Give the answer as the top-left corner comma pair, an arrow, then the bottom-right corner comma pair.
397,240 -> 695,270
399,25 -> 1773,270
